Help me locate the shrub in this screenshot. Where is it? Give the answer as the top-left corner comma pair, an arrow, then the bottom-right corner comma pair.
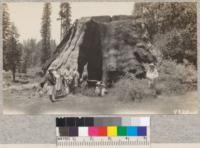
157,60 -> 197,95
134,3 -> 197,66
110,75 -> 156,102
110,59 -> 197,101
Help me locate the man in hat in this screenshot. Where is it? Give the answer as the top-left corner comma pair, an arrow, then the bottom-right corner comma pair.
146,63 -> 159,88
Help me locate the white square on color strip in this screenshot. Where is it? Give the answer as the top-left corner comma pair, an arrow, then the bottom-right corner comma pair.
122,117 -> 131,126
56,127 -> 60,137
131,117 -> 140,126
140,117 -> 150,126
78,127 -> 88,136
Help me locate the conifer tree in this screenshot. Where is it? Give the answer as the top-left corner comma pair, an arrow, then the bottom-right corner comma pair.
40,3 -> 52,64
3,3 -> 12,70
59,2 -> 71,39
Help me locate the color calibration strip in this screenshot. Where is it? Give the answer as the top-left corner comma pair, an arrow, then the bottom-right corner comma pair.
56,117 -> 150,147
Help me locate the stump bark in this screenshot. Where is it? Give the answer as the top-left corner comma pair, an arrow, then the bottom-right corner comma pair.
43,15 -> 156,85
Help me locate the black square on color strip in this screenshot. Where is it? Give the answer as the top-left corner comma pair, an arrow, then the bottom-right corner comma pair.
65,118 -> 68,126
56,118 -> 65,127
84,117 -> 94,126
76,118 -> 84,126
67,117 -> 76,127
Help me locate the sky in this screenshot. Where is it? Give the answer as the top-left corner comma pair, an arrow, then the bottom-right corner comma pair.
8,2 -> 135,44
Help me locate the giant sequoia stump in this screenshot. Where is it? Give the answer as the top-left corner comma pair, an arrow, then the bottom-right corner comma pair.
43,15 -> 156,85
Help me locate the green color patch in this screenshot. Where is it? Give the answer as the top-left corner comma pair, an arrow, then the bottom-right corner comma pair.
117,126 -> 127,136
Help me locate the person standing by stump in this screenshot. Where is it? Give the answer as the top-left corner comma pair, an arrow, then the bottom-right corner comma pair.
146,63 -> 159,88
44,68 -> 57,102
70,68 -> 79,94
62,66 -> 71,95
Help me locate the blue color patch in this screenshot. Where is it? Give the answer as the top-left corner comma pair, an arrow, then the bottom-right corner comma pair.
137,126 -> 147,136
127,126 -> 137,136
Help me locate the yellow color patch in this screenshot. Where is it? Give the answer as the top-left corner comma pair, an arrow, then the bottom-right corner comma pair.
107,126 -> 117,136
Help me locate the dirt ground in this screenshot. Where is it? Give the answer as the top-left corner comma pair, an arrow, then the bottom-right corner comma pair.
3,87 -> 198,115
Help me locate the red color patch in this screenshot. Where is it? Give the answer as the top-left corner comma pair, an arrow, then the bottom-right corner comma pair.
98,126 -> 107,136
